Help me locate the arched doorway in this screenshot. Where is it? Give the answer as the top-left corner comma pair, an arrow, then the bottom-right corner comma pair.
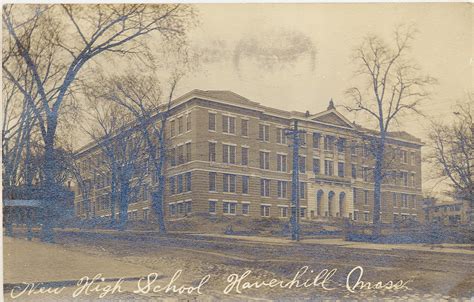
316,190 -> 323,216
339,192 -> 346,217
328,191 -> 335,217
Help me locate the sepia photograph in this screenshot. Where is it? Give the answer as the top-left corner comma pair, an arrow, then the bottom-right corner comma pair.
2,2 -> 473,301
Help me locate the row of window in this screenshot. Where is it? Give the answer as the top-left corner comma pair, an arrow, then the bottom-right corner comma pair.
169,201 -> 192,215
169,172 -> 192,195
207,112 -> 419,166
169,114 -> 192,137
97,209 -> 150,221
209,143 -> 345,175
208,113 -> 346,152
432,205 -> 462,212
353,188 -> 417,209
208,172 -> 306,198
169,142 -> 192,166
208,200 -> 306,218
353,212 -> 418,222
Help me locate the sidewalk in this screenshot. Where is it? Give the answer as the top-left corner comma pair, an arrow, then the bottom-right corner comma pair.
3,237 -> 153,285
194,233 -> 474,255
52,227 -> 474,255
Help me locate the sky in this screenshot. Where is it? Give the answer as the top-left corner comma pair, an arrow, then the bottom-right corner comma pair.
65,3 -> 471,198
168,3 -> 472,198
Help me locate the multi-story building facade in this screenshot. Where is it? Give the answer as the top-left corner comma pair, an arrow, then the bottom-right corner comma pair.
73,90 -> 424,224
424,199 -> 472,226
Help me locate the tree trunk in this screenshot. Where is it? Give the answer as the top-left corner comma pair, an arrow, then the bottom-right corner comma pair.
110,168 -> 117,226
40,126 -> 57,243
372,137 -> 385,237
118,180 -> 129,231
84,190 -> 90,220
152,182 -> 166,233
151,127 -> 167,233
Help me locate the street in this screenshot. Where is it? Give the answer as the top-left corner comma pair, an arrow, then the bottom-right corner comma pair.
3,229 -> 474,301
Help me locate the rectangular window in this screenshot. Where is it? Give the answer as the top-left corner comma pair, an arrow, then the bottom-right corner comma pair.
300,208 -> 306,218
260,179 -> 270,197
223,174 -> 236,193
178,116 -> 184,134
177,145 -> 184,165
364,212 -> 369,222
277,128 -> 287,144
313,133 -> 321,149
401,194 -> 408,208
338,162 -> 345,177
411,152 -> 416,166
259,124 -> 270,142
402,150 -> 408,163
351,141 -> 357,156
209,142 -> 216,162
185,172 -> 192,192
299,156 -> 306,173
363,167 -> 369,182
324,160 -> 334,176
277,181 -> 287,198
299,133 -> 306,145
242,203 -> 249,215
277,154 -> 287,172
411,173 -> 416,187
242,176 -> 249,194
208,113 -> 216,131
260,151 -> 270,169
170,204 -> 176,215
364,190 -> 369,205
178,202 -> 184,214
186,114 -> 191,131
313,158 -> 320,174
241,119 -> 248,137
260,205 -> 270,217
169,176 -> 175,195
401,172 -> 408,186
324,135 -> 334,151
223,144 -> 236,164
170,120 -> 175,137
223,202 -> 236,214
241,147 -> 249,166
392,192 -> 397,207
185,142 -> 191,162
299,182 -> 306,199
351,164 -> 357,179
143,209 -> 149,221
209,200 -> 216,213
363,145 -> 370,157
280,207 -> 288,218
411,195 -> 416,209
185,201 -> 192,213
337,138 -> 346,153
209,172 -> 217,191
177,174 -> 184,193
222,116 -> 235,134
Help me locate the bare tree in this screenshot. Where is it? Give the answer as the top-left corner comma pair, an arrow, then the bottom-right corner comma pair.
2,4 -> 194,241
428,96 -> 473,215
343,25 -> 436,235
79,100 -> 148,229
89,72 -> 182,233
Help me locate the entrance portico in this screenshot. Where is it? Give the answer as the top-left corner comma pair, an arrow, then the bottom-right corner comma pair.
307,179 -> 353,220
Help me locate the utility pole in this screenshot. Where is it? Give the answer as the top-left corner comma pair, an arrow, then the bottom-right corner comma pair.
286,120 -> 305,241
